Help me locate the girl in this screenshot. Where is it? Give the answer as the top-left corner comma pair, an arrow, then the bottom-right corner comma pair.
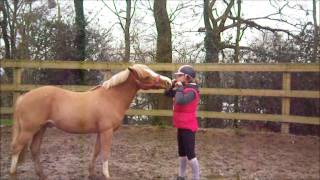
165,65 -> 200,180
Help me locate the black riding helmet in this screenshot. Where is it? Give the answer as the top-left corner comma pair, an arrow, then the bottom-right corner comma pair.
174,65 -> 196,78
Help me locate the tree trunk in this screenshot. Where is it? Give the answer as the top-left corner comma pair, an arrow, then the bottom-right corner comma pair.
154,0 -> 172,62
47,0 -> 56,9
203,0 -> 222,127
153,0 -> 172,125
72,0 -> 86,84
124,0 -> 131,62
74,0 -> 86,61
0,0 -> 10,58
9,0 -> 18,59
233,0 -> 242,127
17,24 -> 30,59
312,0 -> 319,62
234,0 -> 241,63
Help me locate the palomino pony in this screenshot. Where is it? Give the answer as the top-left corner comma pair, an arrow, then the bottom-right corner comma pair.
10,64 -> 172,179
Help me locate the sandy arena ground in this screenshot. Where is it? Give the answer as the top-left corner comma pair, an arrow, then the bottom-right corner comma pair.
0,125 -> 319,180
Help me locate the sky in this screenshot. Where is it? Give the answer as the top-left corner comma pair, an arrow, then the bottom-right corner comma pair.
0,0 -> 319,62
82,0 -> 317,46
79,0 -> 318,62
82,1 -> 317,36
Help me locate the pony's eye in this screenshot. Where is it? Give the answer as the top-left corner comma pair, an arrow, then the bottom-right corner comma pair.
144,76 -> 151,80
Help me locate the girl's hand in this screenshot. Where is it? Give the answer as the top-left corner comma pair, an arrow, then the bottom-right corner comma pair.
175,81 -> 183,87
172,79 -> 183,89
171,79 -> 178,88
172,79 -> 177,85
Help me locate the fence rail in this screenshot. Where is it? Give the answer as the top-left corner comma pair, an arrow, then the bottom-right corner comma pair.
2,59 -> 319,72
1,60 -> 319,133
1,84 -> 319,98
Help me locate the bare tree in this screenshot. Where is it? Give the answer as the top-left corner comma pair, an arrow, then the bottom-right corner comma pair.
312,0 -> 319,61
201,0 -> 317,128
234,0 -> 242,63
1,0 -> 56,59
5,0 -> 24,59
74,0 -> 86,61
154,0 -> 172,63
202,0 -> 313,58
0,0 -> 10,58
153,0 -> 172,124
102,0 -> 137,62
233,0 -> 242,127
124,0 -> 132,62
202,0 -> 234,125
203,0 -> 235,62
47,0 -> 56,9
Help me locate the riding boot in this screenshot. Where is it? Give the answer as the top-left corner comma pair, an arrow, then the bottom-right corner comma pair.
189,158 -> 200,180
178,156 -> 187,177
176,176 -> 186,180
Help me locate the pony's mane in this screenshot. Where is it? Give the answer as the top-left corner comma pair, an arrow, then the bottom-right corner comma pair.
101,64 -> 151,90
102,69 -> 130,89
131,64 -> 151,77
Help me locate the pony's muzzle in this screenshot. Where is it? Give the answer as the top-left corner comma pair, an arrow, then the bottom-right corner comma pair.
162,79 -> 172,90
165,80 -> 172,89
158,76 -> 172,89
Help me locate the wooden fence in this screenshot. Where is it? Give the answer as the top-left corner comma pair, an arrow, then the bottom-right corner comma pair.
0,60 -> 319,133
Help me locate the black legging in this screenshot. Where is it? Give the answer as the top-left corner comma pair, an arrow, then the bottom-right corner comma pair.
177,128 -> 196,160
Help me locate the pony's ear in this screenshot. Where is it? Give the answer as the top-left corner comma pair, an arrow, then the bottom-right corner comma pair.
128,66 -> 139,78
128,66 -> 134,72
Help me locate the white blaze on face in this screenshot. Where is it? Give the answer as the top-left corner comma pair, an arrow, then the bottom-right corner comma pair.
161,75 -> 172,86
103,161 -> 110,178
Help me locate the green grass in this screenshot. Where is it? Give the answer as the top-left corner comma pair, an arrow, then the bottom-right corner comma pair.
0,119 -> 13,126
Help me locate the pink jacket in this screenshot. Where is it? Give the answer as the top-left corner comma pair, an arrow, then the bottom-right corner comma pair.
173,87 -> 200,132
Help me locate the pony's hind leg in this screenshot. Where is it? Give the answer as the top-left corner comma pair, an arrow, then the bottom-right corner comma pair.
30,127 -> 47,179
10,132 -> 34,175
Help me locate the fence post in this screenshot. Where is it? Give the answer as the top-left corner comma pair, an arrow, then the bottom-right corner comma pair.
13,68 -> 23,106
281,72 -> 291,134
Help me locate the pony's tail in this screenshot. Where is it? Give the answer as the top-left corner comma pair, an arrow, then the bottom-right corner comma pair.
11,97 -> 22,147
11,95 -> 27,163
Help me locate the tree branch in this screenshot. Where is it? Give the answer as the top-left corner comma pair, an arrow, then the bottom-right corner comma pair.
130,0 -> 138,20
208,2 -> 217,29
218,0 -> 234,31
169,2 -> 192,22
224,16 -> 303,41
102,0 -> 125,31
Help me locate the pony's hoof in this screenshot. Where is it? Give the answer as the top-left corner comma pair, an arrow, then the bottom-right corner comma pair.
38,174 -> 47,180
102,174 -> 110,180
9,170 -> 17,176
89,174 -> 105,180
88,168 -> 95,178
9,173 -> 18,180
88,174 -> 96,180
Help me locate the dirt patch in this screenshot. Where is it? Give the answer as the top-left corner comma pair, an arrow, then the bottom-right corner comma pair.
1,125 -> 319,180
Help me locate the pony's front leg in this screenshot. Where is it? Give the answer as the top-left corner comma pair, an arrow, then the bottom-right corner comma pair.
100,129 -> 113,179
88,133 -> 100,178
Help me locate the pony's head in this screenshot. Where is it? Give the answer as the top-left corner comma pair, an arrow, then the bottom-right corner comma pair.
128,64 -> 172,90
